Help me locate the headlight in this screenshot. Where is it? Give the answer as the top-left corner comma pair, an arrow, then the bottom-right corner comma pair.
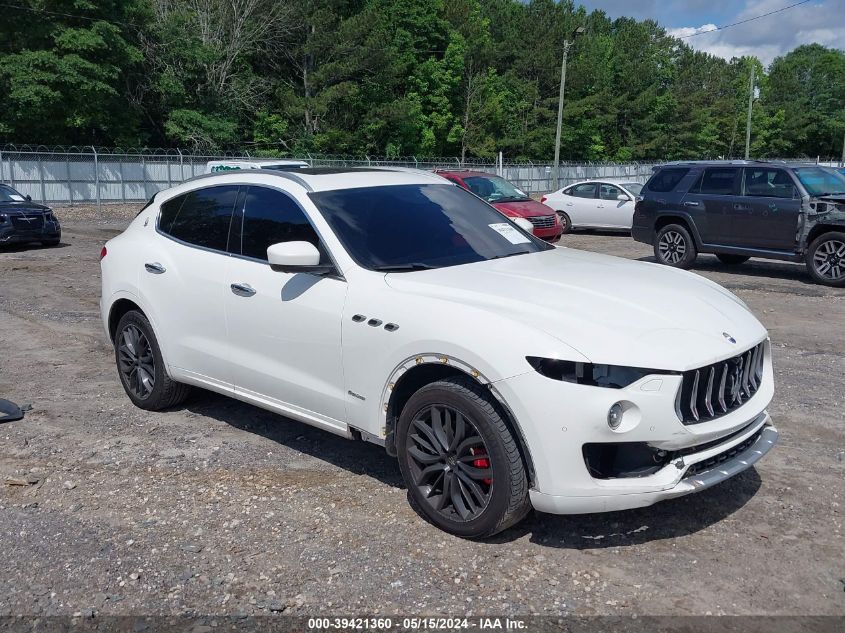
0,214 -> 8,224
526,356 -> 676,389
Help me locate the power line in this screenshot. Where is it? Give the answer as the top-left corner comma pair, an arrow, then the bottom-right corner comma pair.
0,2 -> 140,29
676,0 -> 814,39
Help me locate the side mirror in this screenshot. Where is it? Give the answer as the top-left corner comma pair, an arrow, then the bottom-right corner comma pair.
513,217 -> 535,234
616,194 -> 630,201
267,241 -> 332,274
25,195 -> 32,202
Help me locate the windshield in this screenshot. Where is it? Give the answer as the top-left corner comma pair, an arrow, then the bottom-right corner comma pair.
462,175 -> 529,203
621,182 -> 643,195
0,184 -> 26,203
794,167 -> 845,196
310,184 -> 551,272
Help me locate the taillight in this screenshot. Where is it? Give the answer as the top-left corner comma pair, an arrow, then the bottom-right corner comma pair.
99,246 -> 107,261
540,196 -> 547,204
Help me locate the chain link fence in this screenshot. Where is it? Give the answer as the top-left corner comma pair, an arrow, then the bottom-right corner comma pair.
1,144 -> 841,207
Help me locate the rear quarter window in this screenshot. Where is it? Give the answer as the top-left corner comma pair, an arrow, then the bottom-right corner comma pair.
158,185 -> 240,251
646,168 -> 690,193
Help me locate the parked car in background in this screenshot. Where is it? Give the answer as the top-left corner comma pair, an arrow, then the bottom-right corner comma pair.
541,180 -> 643,233
205,159 -> 309,173
632,160 -> 845,286
101,167 -> 777,538
0,184 -> 61,247
434,170 -> 562,242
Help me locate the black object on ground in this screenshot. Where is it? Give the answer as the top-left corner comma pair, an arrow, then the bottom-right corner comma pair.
0,399 -> 24,423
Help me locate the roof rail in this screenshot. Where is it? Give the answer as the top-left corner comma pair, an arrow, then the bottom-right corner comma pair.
182,168 -> 314,192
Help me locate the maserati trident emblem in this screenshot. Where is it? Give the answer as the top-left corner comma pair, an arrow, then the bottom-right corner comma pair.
722,332 -> 737,344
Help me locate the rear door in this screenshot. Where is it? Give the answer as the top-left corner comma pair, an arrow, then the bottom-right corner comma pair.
142,185 -> 239,388
681,167 -> 741,245
740,167 -> 801,251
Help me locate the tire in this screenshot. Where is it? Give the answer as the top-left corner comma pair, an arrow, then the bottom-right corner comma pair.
557,211 -> 572,234
716,254 -> 750,265
654,223 -> 697,269
41,238 -> 61,247
114,310 -> 191,410
805,231 -> 845,287
396,375 -> 530,538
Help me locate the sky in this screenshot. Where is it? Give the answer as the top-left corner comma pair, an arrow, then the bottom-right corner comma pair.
579,0 -> 845,65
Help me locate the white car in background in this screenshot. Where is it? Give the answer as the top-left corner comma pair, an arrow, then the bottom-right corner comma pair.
205,159 -> 309,173
100,167 -> 776,538
541,180 -> 643,232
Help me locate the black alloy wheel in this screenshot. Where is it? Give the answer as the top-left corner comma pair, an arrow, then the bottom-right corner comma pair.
405,404 -> 493,522
114,310 -> 191,410
396,376 -> 530,538
118,323 -> 156,400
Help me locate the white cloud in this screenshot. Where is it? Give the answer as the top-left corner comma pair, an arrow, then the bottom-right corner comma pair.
667,0 -> 845,65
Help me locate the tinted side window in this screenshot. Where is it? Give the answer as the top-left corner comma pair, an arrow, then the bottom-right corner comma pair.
647,168 -> 689,193
162,185 -> 239,251
569,183 -> 597,198
743,168 -> 795,199
238,187 -> 320,261
159,194 -> 186,230
599,184 -> 623,200
696,168 -> 739,195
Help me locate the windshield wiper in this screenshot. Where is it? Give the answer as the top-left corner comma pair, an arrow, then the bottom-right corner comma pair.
372,262 -> 438,272
488,252 -> 527,261
817,191 -> 845,197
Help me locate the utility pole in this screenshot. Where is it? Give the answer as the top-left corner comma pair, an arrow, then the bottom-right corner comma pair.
841,130 -> 845,167
744,63 -> 755,160
553,26 -> 585,190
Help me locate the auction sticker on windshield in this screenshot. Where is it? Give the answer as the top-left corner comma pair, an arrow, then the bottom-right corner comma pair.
489,222 -> 531,244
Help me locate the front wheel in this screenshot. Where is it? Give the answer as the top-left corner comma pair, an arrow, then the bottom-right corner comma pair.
396,376 -> 530,538
557,211 -> 572,234
806,231 -> 845,287
114,310 -> 191,410
654,223 -> 697,269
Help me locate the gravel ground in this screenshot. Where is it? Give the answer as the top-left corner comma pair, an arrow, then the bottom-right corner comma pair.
0,205 -> 843,618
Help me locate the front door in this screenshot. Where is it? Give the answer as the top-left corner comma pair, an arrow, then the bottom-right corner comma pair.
597,183 -> 635,228
224,185 -> 348,430
740,167 -> 802,251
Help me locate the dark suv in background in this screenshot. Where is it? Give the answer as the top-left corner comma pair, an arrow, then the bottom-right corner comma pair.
632,161 -> 845,286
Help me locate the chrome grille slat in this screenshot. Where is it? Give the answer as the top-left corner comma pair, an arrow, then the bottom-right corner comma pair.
678,342 -> 766,425
526,215 -> 556,229
704,366 -> 715,417
689,370 -> 700,422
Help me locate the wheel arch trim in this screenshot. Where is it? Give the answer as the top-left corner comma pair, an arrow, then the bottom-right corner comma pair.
380,353 -> 536,486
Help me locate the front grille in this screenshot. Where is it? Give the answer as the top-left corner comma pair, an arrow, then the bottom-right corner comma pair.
677,342 -> 765,424
11,214 -> 44,230
685,428 -> 764,477
526,215 -> 556,229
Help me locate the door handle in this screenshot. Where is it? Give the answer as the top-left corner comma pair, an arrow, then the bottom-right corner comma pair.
230,283 -> 256,297
683,201 -> 700,207
734,204 -> 751,211
144,262 -> 166,274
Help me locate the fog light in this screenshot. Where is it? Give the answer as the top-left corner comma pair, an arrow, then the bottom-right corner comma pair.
607,402 -> 624,429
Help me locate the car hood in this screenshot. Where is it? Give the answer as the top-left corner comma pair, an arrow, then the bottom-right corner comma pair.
492,199 -> 554,217
384,247 -> 767,371
0,201 -> 50,214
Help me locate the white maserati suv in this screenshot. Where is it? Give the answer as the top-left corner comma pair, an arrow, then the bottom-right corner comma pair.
100,167 -> 778,537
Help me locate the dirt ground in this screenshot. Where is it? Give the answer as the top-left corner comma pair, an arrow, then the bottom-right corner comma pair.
0,205 -> 843,618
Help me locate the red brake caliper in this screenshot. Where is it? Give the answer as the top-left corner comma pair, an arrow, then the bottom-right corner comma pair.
470,447 -> 493,485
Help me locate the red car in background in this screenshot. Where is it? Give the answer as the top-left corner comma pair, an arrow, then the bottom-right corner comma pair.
435,170 -> 562,242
